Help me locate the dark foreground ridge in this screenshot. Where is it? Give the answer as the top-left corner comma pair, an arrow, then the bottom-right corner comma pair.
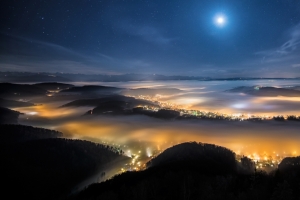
0,124 -> 129,200
73,142 -> 300,200
147,142 -> 237,174
0,106 -> 20,124
1,125 -> 300,200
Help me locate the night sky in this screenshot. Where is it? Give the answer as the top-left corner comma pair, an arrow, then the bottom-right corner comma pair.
1,0 -> 300,77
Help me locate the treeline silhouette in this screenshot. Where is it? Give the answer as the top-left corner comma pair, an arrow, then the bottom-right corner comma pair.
273,115 -> 300,121
0,124 -> 129,200
0,124 -> 62,145
72,142 -> 300,200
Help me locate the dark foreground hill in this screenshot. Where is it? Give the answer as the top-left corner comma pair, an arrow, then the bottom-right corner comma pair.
73,142 -> 300,200
0,125 -> 129,200
147,142 -> 237,174
0,124 -> 62,145
0,107 -> 20,124
278,156 -> 300,172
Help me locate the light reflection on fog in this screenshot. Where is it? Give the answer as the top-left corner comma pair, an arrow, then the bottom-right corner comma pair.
14,80 -> 300,157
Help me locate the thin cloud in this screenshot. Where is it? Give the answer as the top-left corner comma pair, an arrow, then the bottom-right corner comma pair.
0,33 -> 123,74
134,26 -> 175,45
292,64 -> 300,68
127,60 -> 152,68
0,33 -> 85,59
98,53 -> 114,61
280,24 -> 300,54
256,23 -> 300,59
119,21 -> 176,45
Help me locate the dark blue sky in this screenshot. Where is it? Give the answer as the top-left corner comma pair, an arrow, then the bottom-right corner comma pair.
1,0 -> 300,77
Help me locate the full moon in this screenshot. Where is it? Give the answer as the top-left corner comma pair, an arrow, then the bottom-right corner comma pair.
217,17 -> 224,24
214,14 -> 227,27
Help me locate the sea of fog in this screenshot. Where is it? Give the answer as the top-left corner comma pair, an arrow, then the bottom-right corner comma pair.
16,79 -> 300,161
72,79 -> 300,115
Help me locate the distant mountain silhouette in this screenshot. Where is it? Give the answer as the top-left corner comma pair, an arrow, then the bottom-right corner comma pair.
3,72 -> 300,82
33,82 -> 74,90
290,86 -> 300,91
0,82 -> 77,103
131,108 -> 180,119
0,83 -> 47,99
155,109 -> 180,119
0,107 -> 20,124
0,72 -> 210,82
227,86 -> 300,97
60,95 -> 174,117
86,103 -> 180,119
0,98 -> 34,108
122,87 -> 182,96
87,100 -> 126,115
59,85 -> 122,95
61,95 -> 156,108
0,74 -> 71,82
61,95 -> 180,119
